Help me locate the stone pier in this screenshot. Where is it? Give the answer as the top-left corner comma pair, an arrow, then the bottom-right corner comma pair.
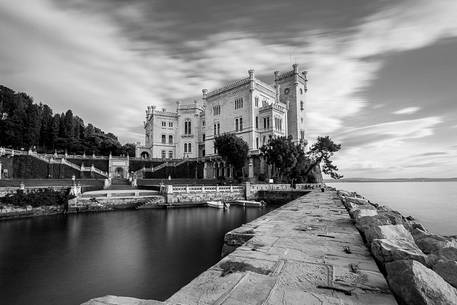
83,190 -> 397,305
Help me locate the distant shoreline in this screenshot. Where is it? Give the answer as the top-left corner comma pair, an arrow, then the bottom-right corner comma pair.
325,178 -> 457,183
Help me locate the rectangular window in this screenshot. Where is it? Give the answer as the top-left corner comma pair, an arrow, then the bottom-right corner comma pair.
184,120 -> 192,135
168,122 -> 173,127
255,116 -> 258,129
217,123 -> 220,135
256,137 -> 259,149
255,97 -> 259,107
168,151 -> 173,159
239,118 -> 243,131
184,143 -> 187,153
188,143 -> 191,152
234,98 -> 243,109
161,121 -> 166,127
235,118 -> 239,132
202,134 -> 205,141
161,135 -> 166,144
263,117 -> 266,129
214,124 -> 217,136
213,105 -> 221,115
161,150 -> 166,159
267,117 -> 270,129
168,135 -> 173,144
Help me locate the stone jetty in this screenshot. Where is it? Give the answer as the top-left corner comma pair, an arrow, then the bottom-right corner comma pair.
83,190 -> 397,305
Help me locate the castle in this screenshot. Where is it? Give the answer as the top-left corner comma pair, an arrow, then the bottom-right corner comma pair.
135,64 -> 308,179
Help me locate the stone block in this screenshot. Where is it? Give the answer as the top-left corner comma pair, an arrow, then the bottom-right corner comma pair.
365,224 -> 414,245
371,238 -> 428,266
346,196 -> 370,206
413,228 -> 457,254
386,260 -> 457,305
433,260 -> 457,288
352,208 -> 378,221
81,296 -> 166,305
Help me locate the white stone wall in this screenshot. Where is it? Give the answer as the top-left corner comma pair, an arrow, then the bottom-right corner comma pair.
138,65 -> 307,160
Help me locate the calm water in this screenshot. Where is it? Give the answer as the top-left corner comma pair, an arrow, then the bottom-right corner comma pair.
0,206 -> 274,305
327,182 -> 457,235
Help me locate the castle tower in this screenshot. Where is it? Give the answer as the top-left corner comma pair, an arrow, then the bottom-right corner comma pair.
274,64 -> 308,143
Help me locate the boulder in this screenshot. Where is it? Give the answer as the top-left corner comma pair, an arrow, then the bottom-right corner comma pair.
433,247 -> 457,261
352,208 -> 378,221
365,224 -> 414,245
371,238 -> 428,266
413,229 -> 457,254
356,213 -> 397,231
433,260 -> 457,288
386,260 -> 457,305
346,196 -> 370,206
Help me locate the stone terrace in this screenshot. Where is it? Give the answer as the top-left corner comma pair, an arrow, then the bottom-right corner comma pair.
83,190 -> 397,305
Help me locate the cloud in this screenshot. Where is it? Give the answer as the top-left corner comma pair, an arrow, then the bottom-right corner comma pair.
1,0 -> 457,178
338,117 -> 442,145
393,107 -> 421,115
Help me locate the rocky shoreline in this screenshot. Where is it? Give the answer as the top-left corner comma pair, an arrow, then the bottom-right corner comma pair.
337,189 -> 457,304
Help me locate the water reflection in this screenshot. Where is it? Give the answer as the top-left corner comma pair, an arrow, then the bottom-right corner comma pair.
0,206 -> 274,305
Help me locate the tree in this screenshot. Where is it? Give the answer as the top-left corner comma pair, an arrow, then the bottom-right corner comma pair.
304,136 -> 343,180
260,136 -> 301,182
214,134 -> 249,179
121,143 -> 136,157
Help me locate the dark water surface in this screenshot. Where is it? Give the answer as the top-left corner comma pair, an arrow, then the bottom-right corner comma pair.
0,206 -> 275,305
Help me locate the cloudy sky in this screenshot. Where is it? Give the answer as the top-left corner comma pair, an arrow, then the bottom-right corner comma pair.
1,0 -> 457,178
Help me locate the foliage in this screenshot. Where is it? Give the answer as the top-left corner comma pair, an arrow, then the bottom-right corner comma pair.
261,135 -> 342,182
305,136 -> 343,180
0,85 -> 135,155
214,134 -> 249,177
260,136 -> 301,181
0,189 -> 74,208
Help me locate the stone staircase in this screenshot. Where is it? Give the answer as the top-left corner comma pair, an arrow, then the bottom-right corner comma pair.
26,152 -> 109,178
108,178 -> 135,190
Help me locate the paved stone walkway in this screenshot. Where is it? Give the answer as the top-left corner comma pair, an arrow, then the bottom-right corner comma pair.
83,190 -> 397,305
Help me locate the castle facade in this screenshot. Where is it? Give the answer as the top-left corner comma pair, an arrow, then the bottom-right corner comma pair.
135,64 -> 308,178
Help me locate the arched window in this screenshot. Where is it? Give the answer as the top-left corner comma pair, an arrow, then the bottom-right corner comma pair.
169,135 -> 173,144
188,143 -> 192,152
300,101 -> 304,111
184,143 -> 187,153
161,134 -> 166,144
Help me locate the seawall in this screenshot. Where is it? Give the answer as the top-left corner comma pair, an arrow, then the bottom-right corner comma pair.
83,190 -> 398,305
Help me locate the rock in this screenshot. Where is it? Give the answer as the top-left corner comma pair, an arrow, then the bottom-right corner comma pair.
365,224 -> 414,245
371,238 -> 428,266
346,196 -> 370,205
434,247 -> 457,261
81,295 -> 165,305
413,229 -> 457,254
386,260 -> 457,305
352,208 -> 378,220
433,260 -> 457,288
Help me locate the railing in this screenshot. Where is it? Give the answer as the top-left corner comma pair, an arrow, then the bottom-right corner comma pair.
165,185 -> 244,194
